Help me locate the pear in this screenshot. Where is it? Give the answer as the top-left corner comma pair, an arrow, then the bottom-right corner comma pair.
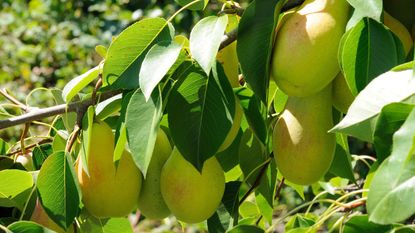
31,200 -> 74,233
273,84 -> 335,185
332,72 -> 355,113
271,0 -> 350,97
384,11 -> 414,55
137,128 -> 172,219
160,147 -> 225,223
76,121 -> 142,218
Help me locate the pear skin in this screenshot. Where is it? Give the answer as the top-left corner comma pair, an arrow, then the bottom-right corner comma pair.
273,85 -> 335,185
332,72 -> 355,113
271,0 -> 350,97
384,11 -> 414,55
31,200 -> 74,233
76,121 -> 142,218
137,129 -> 172,219
160,147 -> 225,223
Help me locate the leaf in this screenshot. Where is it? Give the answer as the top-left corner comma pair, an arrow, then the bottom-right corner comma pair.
79,212 -> 133,233
0,169 -> 33,209
373,103 -> 415,163
37,152 -> 80,230
228,225 -> 264,233
139,41 -> 182,100
340,17 -> 405,95
125,88 -> 163,176
222,181 -> 241,225
237,0 -> 283,103
95,45 -> 107,58
235,87 -> 267,144
7,221 -> 55,233
80,106 -> 95,176
0,139 -> 9,155
167,62 -> 235,170
346,0 -> 382,29
190,15 -> 228,75
328,134 -> 355,181
62,65 -> 101,103
175,0 -> 208,11
331,68 -> 415,142
367,108 -> 415,224
255,159 -> 277,224
102,18 -> 172,89
96,94 -> 122,120
32,144 -> 53,170
343,215 -> 392,233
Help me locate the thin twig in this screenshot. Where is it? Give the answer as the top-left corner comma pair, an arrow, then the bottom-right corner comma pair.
0,88 -> 30,112
19,123 -> 30,155
219,28 -> 238,50
65,125 -> 81,153
6,138 -> 53,156
274,177 -> 285,200
0,90 -> 120,130
239,160 -> 271,205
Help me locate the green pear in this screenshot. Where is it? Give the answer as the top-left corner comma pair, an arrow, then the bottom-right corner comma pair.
384,11 -> 414,55
137,128 -> 172,220
271,0 -> 350,97
160,147 -> 225,223
76,121 -> 142,218
16,152 -> 34,171
31,200 -> 74,233
273,84 -> 335,185
332,72 -> 355,113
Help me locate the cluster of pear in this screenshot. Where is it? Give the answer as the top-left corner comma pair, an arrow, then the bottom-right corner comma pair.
271,0 -> 415,185
72,120 -> 234,225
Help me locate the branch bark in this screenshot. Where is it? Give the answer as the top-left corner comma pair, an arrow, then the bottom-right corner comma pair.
0,90 -> 120,130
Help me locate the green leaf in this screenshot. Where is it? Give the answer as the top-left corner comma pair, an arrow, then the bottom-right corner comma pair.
235,87 -> 267,144
190,15 -> 228,75
50,89 -> 76,132
367,108 -> 415,224
207,204 -> 231,233
125,88 -> 162,176
255,159 -> 277,224
95,45 -> 107,58
102,18 -> 172,89
32,144 -> 53,170
96,94 -> 122,120
346,0 -> 382,29
228,225 -> 264,233
373,103 -> 415,163
343,215 -> 392,233
37,152 -> 80,230
7,221 -> 55,233
237,0 -> 283,103
328,134 -> 355,181
331,68 -> 415,142
62,65 -> 101,103
79,212 -> 133,233
175,0 -> 208,11
167,62 -> 235,170
0,139 -> 9,155
340,17 -> 405,95
139,41 -> 182,100
222,181 -> 241,225
0,169 -> 33,209
80,106 -> 95,176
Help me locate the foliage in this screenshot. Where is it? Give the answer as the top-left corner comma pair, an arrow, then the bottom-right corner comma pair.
0,0 -> 415,232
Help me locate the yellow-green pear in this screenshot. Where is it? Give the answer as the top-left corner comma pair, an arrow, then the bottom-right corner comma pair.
16,152 -> 34,171
273,84 -> 335,185
217,99 -> 243,152
332,72 -> 355,113
217,14 -> 240,88
31,200 -> 74,233
76,121 -> 142,218
384,11 -> 414,55
160,147 -> 225,223
271,0 -> 350,97
137,128 -> 172,219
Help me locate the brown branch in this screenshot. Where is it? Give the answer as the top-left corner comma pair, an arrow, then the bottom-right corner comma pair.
6,138 -> 53,156
219,28 -> 238,50
65,125 -> 81,153
338,199 -> 366,212
274,177 -> 285,200
0,90 -> 120,130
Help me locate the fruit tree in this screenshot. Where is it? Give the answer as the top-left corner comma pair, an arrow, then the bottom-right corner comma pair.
1,0 -> 415,232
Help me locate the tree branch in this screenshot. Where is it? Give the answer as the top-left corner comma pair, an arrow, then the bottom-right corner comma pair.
0,90 -> 120,130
